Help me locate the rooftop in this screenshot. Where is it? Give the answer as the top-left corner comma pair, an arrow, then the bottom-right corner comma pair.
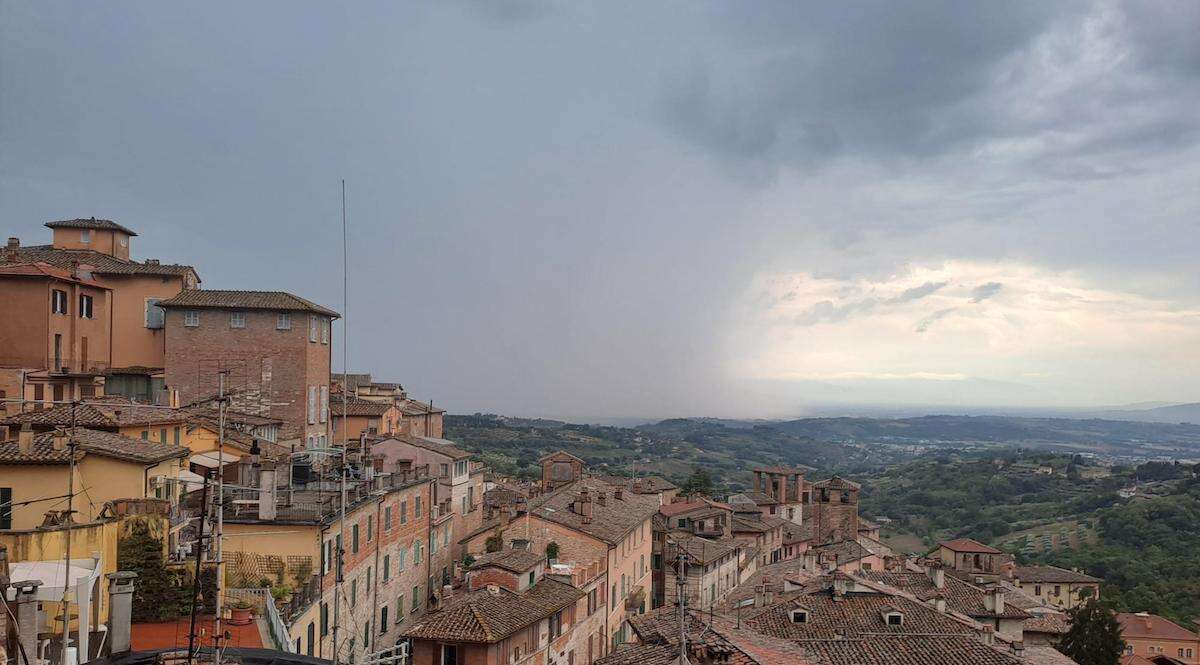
469,548 -> 545,573
665,533 -> 742,566
743,584 -> 977,640
0,428 -> 188,465
856,570 -> 1031,620
402,577 -> 582,643
938,538 -> 1002,554
0,262 -> 110,287
329,394 -> 393,417
1116,612 -> 1200,641
157,290 -> 339,317
1013,565 -> 1101,584
3,245 -> 197,278
527,476 -> 661,545
374,435 -> 472,460
45,218 -> 137,235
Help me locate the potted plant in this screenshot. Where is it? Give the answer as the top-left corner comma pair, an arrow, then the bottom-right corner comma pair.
229,599 -> 254,626
545,541 -> 560,565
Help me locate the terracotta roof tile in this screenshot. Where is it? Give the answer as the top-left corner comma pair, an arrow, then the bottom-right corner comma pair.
743,585 -> 977,640
329,394 -> 393,417
45,218 -> 137,235
0,262 -> 110,287
856,571 -> 1031,620
528,477 -> 661,545
1116,612 -> 1200,641
0,428 -> 188,465
158,290 -> 338,317
2,245 -> 196,278
803,635 -> 1022,664
1013,565 -> 1101,584
937,538 -> 1002,554
469,549 -> 545,574
402,578 -> 581,643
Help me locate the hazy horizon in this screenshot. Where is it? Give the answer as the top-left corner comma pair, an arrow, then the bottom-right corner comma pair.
4,2 -> 1199,419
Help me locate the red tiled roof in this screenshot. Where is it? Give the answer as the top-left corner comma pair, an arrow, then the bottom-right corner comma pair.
0,262 -> 110,288
938,538 -> 1001,554
0,428 -> 188,465
3,245 -> 196,278
46,218 -> 137,236
1014,564 -> 1101,584
402,578 -> 582,643
158,290 -> 338,317
1117,612 -> 1200,641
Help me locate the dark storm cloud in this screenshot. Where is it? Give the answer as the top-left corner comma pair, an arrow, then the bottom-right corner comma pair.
2,1 -> 1198,416
659,1 -> 1071,170
970,282 -> 1003,304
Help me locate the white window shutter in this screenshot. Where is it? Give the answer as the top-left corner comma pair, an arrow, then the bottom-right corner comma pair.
320,385 -> 329,423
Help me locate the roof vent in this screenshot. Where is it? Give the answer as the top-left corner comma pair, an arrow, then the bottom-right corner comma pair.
486,584 -> 501,596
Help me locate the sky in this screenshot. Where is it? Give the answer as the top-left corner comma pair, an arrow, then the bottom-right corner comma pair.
2,1 -> 1199,420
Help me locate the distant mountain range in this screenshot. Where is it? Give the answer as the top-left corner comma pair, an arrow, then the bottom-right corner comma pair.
1083,402 -> 1200,425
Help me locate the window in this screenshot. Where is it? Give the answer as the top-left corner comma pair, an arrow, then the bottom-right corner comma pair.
384,506 -> 392,530
443,528 -> 449,547
321,318 -> 330,344
230,312 -> 245,328
308,386 -> 317,424
277,313 -> 291,330
528,571 -> 535,586
52,290 -> 68,314
145,298 -> 165,328
885,612 -> 904,626
306,621 -> 315,657
79,294 -> 93,319
440,463 -> 449,477
80,229 -> 91,243
398,547 -> 407,571
0,488 -> 11,529
352,524 -> 360,553
366,567 -> 372,589
454,460 -> 468,476
414,496 -> 422,517
159,428 -> 167,443
351,579 -> 357,607
310,316 -> 318,342
184,310 -> 200,327
461,496 -> 468,515
395,595 -> 404,622
413,539 -> 423,565
1034,585 -> 1042,595
411,585 -> 420,613
380,605 -> 388,630
549,610 -> 564,639
323,540 -> 333,574
173,427 -> 180,445
383,555 -> 390,581
789,609 -> 808,624
367,516 -> 374,541
141,431 -> 149,441
587,588 -> 598,615
320,602 -> 328,636
440,644 -> 458,665
363,619 -> 370,650
320,385 -> 329,423
400,500 -> 408,524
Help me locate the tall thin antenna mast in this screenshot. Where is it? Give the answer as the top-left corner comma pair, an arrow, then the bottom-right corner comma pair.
213,370 -> 227,663
60,400 -> 77,665
332,178 -> 349,665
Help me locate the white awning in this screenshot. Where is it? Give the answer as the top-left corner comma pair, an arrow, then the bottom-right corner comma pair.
189,450 -> 241,469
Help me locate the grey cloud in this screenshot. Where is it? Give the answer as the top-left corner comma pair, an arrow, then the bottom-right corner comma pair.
659,2 -> 1070,171
970,282 -> 1003,303
887,281 -> 948,304
915,307 -> 958,333
795,298 -> 881,326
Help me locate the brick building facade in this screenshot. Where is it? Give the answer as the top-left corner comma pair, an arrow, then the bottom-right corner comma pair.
159,290 -> 337,443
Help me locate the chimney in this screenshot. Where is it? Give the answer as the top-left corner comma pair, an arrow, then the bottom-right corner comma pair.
832,572 -> 850,600
633,480 -> 644,494
980,625 -> 995,646
931,593 -> 947,613
984,587 -> 1005,615
1011,642 -> 1025,658
106,571 -> 138,653
18,424 -> 34,454
4,237 -> 17,261
927,563 -> 945,590
52,428 -> 68,451
442,584 -> 453,600
614,487 -> 624,500
258,460 -> 278,520
753,584 -> 774,608
596,492 -> 607,507
499,505 -> 511,528
15,580 -> 42,665
581,493 -> 594,524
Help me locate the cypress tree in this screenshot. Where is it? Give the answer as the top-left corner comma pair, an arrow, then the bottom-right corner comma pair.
1057,599 -> 1125,665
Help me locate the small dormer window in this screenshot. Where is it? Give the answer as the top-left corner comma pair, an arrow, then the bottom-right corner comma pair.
80,229 -> 90,243
884,611 -> 903,626
789,609 -> 809,624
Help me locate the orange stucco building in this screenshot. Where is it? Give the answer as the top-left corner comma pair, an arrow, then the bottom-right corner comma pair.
1,218 -> 200,411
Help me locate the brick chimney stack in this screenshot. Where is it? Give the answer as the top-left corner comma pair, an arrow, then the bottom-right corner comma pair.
17,424 -> 34,454
52,429 -> 68,451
